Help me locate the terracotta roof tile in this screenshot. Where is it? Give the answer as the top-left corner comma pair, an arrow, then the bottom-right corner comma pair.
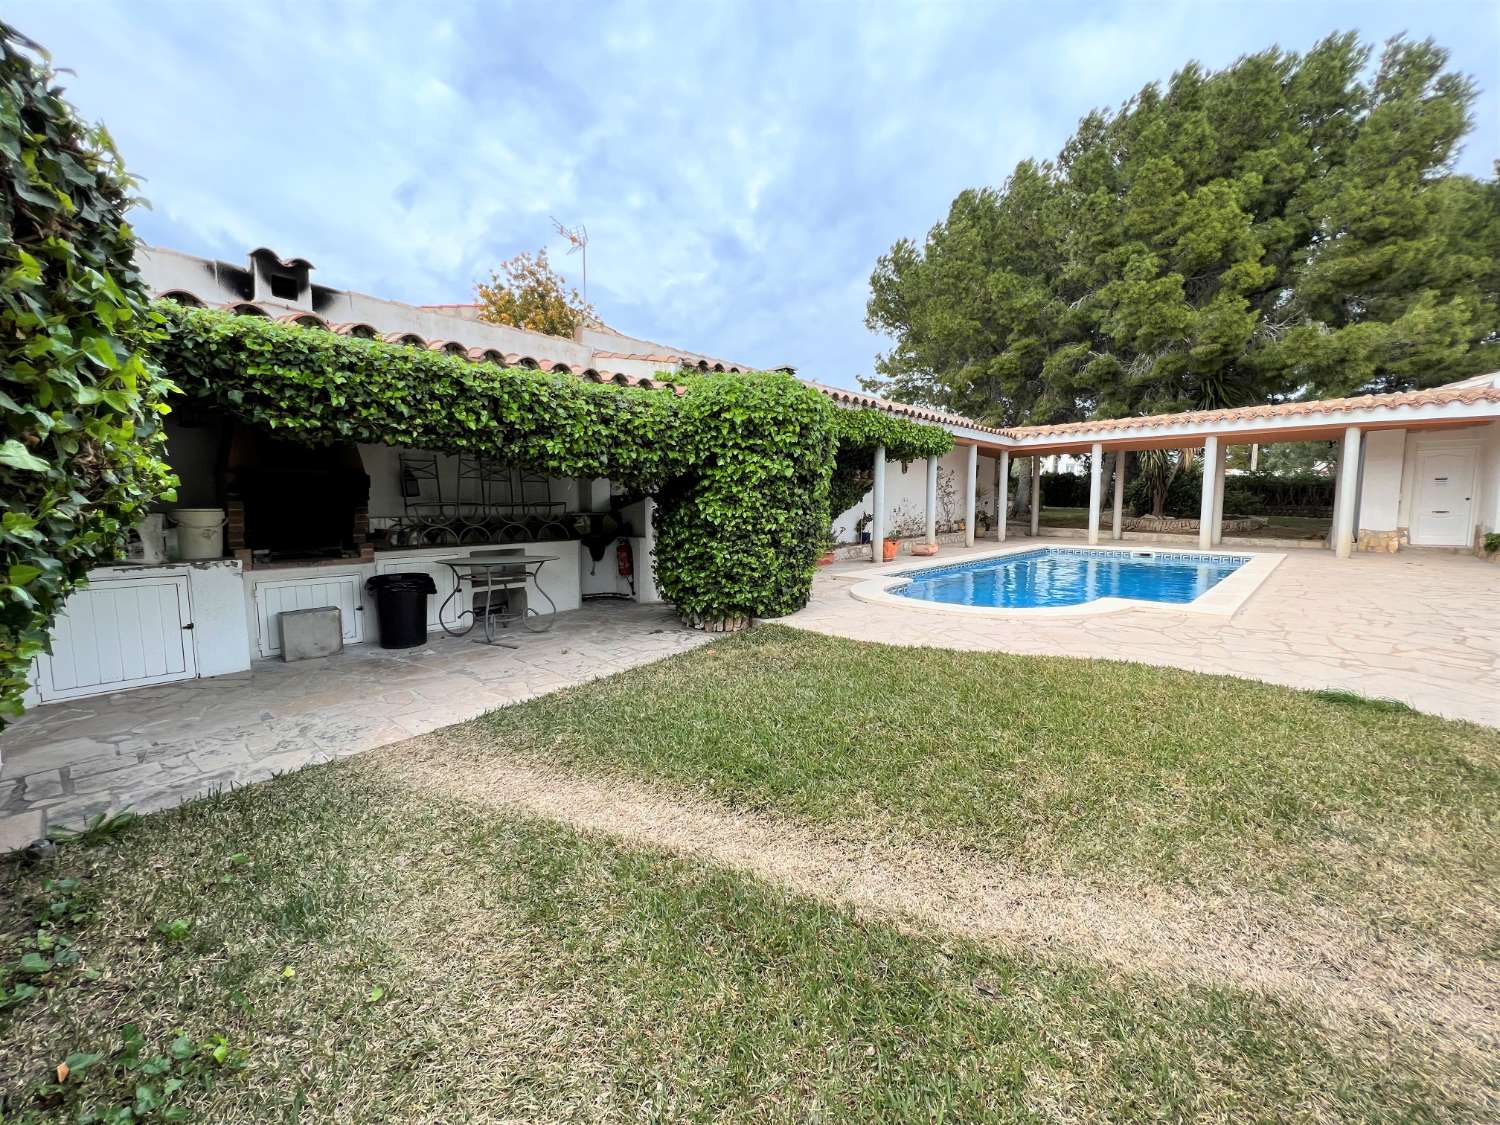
804,381 -> 1009,436
1007,383 -> 1500,439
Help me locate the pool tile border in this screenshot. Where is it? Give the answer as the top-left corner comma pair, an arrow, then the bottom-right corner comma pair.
850,543 -> 1285,620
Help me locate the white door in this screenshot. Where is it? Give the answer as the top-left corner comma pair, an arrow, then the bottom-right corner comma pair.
1410,447 -> 1477,546
37,575 -> 198,701
253,573 -> 364,657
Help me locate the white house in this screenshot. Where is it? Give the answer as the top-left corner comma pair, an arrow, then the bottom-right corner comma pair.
22,243 -> 1500,711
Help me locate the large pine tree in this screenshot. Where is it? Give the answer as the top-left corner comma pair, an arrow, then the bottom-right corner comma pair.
866,34 -> 1499,424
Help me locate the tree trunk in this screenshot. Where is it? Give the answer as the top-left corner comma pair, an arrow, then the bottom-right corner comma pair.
1011,456 -> 1032,519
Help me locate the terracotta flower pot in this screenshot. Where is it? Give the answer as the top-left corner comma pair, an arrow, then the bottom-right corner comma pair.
882,538 -> 900,562
816,550 -> 836,567
910,543 -> 939,557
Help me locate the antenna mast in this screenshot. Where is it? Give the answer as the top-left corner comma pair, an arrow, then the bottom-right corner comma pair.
551,217 -> 589,302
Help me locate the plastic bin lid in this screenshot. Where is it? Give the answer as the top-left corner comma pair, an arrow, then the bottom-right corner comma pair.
365,572 -> 438,594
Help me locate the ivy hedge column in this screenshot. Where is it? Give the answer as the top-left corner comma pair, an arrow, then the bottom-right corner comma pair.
997,450 -> 1009,542
963,443 -> 978,547
924,455 -> 938,546
870,444 -> 887,563
1087,442 -> 1104,545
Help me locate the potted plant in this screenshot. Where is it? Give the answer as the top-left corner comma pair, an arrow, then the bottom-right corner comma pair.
816,532 -> 837,567
854,513 -> 872,545
882,535 -> 900,561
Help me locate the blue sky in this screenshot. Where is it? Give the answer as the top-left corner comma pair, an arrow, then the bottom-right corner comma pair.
16,1 -> 1498,389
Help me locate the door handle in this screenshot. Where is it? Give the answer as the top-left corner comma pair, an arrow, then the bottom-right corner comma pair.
182,623 -> 194,630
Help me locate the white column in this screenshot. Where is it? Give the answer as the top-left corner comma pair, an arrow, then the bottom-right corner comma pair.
870,445 -> 886,564
924,455 -> 938,545
1111,452 -> 1125,540
1334,426 -> 1362,558
1210,440 -> 1227,546
1086,442 -> 1104,545
1030,457 -> 1041,536
997,450 -> 1009,542
1198,435 -> 1218,550
963,442 -> 978,547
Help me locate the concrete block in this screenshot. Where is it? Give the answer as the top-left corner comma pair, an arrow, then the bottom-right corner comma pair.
279,607 -> 343,662
0,811 -> 45,854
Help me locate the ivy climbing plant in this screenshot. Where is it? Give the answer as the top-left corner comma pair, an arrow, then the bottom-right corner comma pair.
0,24 -> 176,724
827,406 -> 954,519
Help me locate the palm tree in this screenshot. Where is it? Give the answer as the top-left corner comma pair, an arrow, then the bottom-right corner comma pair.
1137,449 -> 1179,518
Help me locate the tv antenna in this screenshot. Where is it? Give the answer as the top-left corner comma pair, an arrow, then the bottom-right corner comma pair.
551,217 -> 589,301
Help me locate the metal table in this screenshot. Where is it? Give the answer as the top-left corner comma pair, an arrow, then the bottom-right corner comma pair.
434,554 -> 559,647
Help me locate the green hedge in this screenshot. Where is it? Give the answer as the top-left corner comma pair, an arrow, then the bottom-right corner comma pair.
827,408 -> 954,517
1125,468 -> 1334,518
654,372 -> 836,626
0,25 -> 176,724
153,304 -> 863,629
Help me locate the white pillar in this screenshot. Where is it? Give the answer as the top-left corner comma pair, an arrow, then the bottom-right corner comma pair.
1334,426 -> 1362,558
1086,442 -> 1104,545
1030,457 -> 1041,537
1198,435 -> 1218,551
923,455 -> 938,545
1111,452 -> 1125,540
963,443 -> 978,547
997,450 -> 1009,542
1210,440 -> 1227,546
870,445 -> 886,564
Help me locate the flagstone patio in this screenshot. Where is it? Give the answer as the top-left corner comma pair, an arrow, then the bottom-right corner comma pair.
777,537 -> 1500,729
0,603 -> 714,850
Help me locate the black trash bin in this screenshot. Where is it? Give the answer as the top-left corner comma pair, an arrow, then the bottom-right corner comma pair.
365,572 -> 437,649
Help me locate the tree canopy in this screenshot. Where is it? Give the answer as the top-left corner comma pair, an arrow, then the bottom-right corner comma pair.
474,248 -> 596,338
865,34 -> 1500,426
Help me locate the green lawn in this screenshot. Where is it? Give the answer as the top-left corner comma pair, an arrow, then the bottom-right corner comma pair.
0,766 -> 1472,1122
475,627 -> 1500,947
1037,505 -> 1331,539
3,628 -> 1498,1120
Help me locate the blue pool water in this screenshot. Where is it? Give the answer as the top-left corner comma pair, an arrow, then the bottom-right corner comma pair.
892,548 -> 1248,609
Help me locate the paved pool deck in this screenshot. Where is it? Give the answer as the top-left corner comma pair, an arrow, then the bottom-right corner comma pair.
0,603 -> 714,850
776,537 -> 1500,729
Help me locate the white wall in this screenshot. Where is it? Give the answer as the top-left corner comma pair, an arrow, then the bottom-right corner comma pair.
1357,429 -> 1406,532
832,448 -> 999,543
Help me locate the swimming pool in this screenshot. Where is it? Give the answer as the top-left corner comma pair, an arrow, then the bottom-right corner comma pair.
891,547 -> 1250,610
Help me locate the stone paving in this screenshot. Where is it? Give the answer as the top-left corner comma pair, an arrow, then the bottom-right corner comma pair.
777,537 -> 1500,728
0,603 -> 715,850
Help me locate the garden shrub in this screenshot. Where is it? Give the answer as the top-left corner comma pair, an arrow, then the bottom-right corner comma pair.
653,371 -> 837,627
1125,467 -> 1335,518
0,25 -> 175,724
1039,471 -> 1091,508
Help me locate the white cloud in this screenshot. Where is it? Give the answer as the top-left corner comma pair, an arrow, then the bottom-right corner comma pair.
13,0 -> 1497,386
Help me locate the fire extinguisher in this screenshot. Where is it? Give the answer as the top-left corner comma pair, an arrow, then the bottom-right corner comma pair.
616,537 -> 636,597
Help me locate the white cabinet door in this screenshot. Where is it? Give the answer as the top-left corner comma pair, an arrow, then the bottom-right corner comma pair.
1411,448 -> 1477,546
253,573 -> 364,657
37,575 -> 197,701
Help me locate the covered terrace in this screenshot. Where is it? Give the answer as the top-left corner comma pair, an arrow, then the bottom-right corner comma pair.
851,377 -> 1500,561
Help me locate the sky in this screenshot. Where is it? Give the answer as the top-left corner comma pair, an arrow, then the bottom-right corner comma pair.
15,1 -> 1498,389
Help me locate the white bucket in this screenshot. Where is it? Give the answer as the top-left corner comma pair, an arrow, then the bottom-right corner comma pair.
170,508 -> 227,560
